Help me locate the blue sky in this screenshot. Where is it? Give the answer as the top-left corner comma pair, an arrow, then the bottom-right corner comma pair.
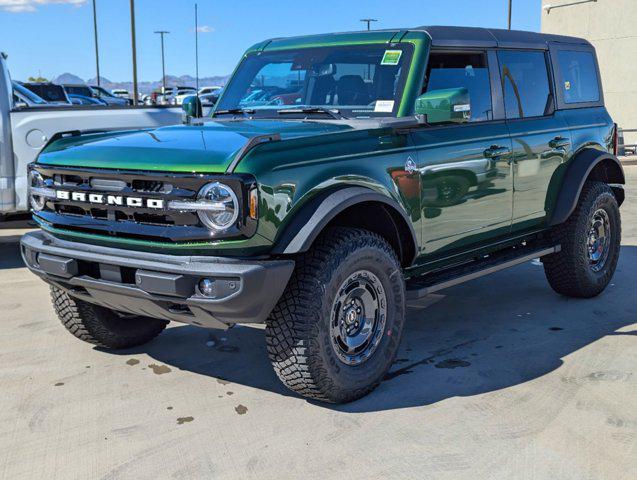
0,0 -> 541,82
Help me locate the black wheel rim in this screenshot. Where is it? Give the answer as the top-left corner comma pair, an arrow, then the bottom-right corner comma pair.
588,208 -> 611,272
330,270 -> 387,366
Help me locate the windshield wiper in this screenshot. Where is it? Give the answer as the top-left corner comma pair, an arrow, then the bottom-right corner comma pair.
213,108 -> 255,117
276,107 -> 343,120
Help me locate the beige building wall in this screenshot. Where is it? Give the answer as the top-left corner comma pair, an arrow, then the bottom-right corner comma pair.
541,0 -> 637,144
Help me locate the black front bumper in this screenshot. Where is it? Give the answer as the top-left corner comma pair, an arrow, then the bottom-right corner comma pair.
21,231 -> 294,329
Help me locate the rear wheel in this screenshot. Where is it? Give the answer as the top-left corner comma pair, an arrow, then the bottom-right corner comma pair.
51,287 -> 168,349
266,227 -> 405,403
543,181 -> 621,298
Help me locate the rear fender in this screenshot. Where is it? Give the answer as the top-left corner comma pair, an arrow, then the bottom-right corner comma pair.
548,148 -> 625,226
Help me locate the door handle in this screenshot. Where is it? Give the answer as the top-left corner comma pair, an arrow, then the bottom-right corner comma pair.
483,145 -> 511,158
549,136 -> 570,149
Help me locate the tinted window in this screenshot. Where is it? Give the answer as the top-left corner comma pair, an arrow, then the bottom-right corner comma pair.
499,51 -> 550,119
65,85 -> 93,97
424,52 -> 493,122
24,84 -> 68,103
557,50 -> 600,104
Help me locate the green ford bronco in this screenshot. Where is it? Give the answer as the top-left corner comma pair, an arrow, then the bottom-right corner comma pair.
22,26 -> 625,403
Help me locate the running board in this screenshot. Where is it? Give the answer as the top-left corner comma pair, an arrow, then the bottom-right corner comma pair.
406,245 -> 561,300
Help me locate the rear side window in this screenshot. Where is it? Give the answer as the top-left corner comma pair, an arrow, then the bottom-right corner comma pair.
498,50 -> 550,119
424,52 -> 493,122
557,50 -> 600,104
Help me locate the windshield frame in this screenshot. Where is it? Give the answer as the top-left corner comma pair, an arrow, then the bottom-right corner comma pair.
213,42 -> 415,120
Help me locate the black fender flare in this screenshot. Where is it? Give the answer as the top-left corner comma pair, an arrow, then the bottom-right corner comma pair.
271,186 -> 418,265
549,149 -> 625,226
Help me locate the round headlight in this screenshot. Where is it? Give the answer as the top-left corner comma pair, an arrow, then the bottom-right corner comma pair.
197,182 -> 239,231
28,170 -> 46,211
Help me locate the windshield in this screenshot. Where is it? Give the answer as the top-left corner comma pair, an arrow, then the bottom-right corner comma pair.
13,82 -> 47,104
216,44 -> 413,118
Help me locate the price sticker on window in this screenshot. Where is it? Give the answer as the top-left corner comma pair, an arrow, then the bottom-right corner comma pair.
381,50 -> 402,66
374,100 -> 395,112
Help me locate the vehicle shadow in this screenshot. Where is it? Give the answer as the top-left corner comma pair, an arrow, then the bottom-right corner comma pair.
0,216 -> 33,270
0,243 -> 26,270
107,246 -> 637,412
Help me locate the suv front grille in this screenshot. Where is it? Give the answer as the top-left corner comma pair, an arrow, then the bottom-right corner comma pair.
32,166 -> 257,243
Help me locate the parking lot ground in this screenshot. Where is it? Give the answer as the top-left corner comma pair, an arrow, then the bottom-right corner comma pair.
0,171 -> 635,480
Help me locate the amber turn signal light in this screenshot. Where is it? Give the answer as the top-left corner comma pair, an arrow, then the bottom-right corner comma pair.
249,187 -> 258,220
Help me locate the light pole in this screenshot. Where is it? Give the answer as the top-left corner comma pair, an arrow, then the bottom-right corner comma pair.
508,0 -> 513,30
92,0 -> 100,87
129,0 -> 139,106
360,18 -> 378,31
154,30 -> 170,95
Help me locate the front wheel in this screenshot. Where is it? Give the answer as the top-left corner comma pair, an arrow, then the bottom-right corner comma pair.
51,287 -> 168,349
266,227 -> 405,403
543,181 -> 621,298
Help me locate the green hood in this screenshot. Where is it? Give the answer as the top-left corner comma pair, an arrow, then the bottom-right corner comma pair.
37,120 -> 353,173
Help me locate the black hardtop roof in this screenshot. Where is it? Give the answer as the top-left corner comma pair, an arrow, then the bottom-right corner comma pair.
417,25 -> 591,49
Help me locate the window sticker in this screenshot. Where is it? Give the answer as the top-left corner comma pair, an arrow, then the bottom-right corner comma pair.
453,104 -> 471,112
374,100 -> 395,112
564,81 -> 571,91
381,50 -> 402,66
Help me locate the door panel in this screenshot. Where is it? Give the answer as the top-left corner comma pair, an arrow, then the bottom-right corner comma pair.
497,49 -> 572,229
508,113 -> 572,229
411,122 -> 513,255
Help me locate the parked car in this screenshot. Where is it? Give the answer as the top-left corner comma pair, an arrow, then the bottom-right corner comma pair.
171,87 -> 198,105
198,91 -> 222,106
198,86 -> 222,96
111,89 -> 130,99
89,85 -> 130,107
20,27 -> 625,404
22,82 -> 70,104
67,93 -> 107,106
0,52 -> 184,218
12,81 -> 49,107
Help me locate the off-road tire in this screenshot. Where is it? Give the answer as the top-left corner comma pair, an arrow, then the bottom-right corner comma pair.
51,286 -> 168,349
543,181 -> 621,298
266,227 -> 405,403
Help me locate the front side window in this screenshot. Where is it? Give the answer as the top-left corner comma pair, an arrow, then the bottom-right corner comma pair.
216,44 -> 413,118
499,50 -> 551,119
422,52 -> 493,123
557,50 -> 600,104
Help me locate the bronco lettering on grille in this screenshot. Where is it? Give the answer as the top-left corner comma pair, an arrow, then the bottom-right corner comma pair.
55,190 -> 164,209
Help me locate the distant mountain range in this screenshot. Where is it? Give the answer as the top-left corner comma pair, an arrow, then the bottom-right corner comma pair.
51,73 -> 230,94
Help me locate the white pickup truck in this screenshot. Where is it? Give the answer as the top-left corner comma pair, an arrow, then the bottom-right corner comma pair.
0,53 -> 185,217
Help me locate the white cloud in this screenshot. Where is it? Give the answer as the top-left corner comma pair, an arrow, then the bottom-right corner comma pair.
0,0 -> 87,13
195,25 -> 214,33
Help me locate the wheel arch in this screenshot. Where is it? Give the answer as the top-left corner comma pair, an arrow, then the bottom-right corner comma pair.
548,148 -> 625,227
271,186 -> 418,267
